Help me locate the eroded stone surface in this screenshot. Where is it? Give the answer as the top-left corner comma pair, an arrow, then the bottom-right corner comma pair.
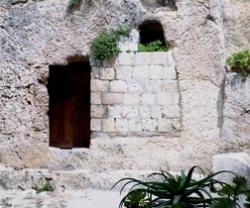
221,74 -> 250,145
0,0 -> 249,171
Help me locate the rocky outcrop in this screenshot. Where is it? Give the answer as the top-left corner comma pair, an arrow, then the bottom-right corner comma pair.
0,0 -> 249,170
221,74 -> 250,146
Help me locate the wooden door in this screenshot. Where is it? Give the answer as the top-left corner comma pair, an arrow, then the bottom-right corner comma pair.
48,62 -> 90,148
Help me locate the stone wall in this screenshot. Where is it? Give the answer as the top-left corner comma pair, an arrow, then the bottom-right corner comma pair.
0,0 -> 249,171
90,51 -> 181,137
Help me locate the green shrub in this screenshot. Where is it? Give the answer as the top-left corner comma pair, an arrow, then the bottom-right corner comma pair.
91,31 -> 119,62
91,27 -> 130,62
68,0 -> 81,8
113,26 -> 131,38
123,190 -> 150,208
245,191 -> 250,208
226,50 -> 250,75
114,166 -> 250,208
138,40 -> 169,52
33,179 -> 54,194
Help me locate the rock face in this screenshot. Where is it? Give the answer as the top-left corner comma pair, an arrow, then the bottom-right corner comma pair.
140,0 -> 177,10
221,74 -> 250,146
213,153 -> 250,187
0,0 -> 249,171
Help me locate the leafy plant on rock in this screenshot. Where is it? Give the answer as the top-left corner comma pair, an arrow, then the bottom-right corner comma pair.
138,40 -> 169,52
114,166 -> 237,208
91,26 -> 130,62
226,50 -> 250,76
33,178 -> 54,194
68,0 -> 82,9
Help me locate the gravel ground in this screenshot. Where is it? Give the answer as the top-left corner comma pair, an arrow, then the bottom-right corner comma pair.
0,190 -> 122,208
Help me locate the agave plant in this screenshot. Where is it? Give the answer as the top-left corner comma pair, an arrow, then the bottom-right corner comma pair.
211,198 -> 234,208
113,166 -> 235,208
244,191 -> 250,208
123,190 -> 151,208
218,176 -> 249,208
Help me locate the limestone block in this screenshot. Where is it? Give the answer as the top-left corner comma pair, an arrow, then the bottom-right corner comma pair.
139,106 -> 151,118
91,67 -> 100,79
141,119 -> 157,132
91,80 -> 109,92
108,106 -> 122,118
158,119 -> 181,132
162,106 -> 180,119
91,92 -> 102,104
144,80 -> 162,93
213,153 -> 250,187
102,93 -> 123,105
115,66 -> 132,80
161,80 -> 178,93
109,80 -> 127,92
91,119 -> 102,131
134,53 -> 150,65
124,93 -> 141,105
102,119 -> 116,132
156,92 -> 179,105
128,119 -> 142,132
150,52 -> 169,66
149,65 -> 164,80
91,105 -> 106,118
133,66 -> 149,80
141,93 -> 156,105
151,106 -> 162,118
127,81 -> 144,93
122,106 -> 139,118
115,119 -> 129,132
100,68 -> 115,80
151,106 -> 180,119
162,65 -> 177,80
116,53 -> 135,66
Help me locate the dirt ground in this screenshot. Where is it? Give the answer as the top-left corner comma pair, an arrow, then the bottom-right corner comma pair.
0,189 -> 122,208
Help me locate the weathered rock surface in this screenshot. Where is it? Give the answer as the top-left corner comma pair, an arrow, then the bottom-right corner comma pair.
0,0 -> 249,171
213,152 -> 250,187
221,74 -> 250,145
